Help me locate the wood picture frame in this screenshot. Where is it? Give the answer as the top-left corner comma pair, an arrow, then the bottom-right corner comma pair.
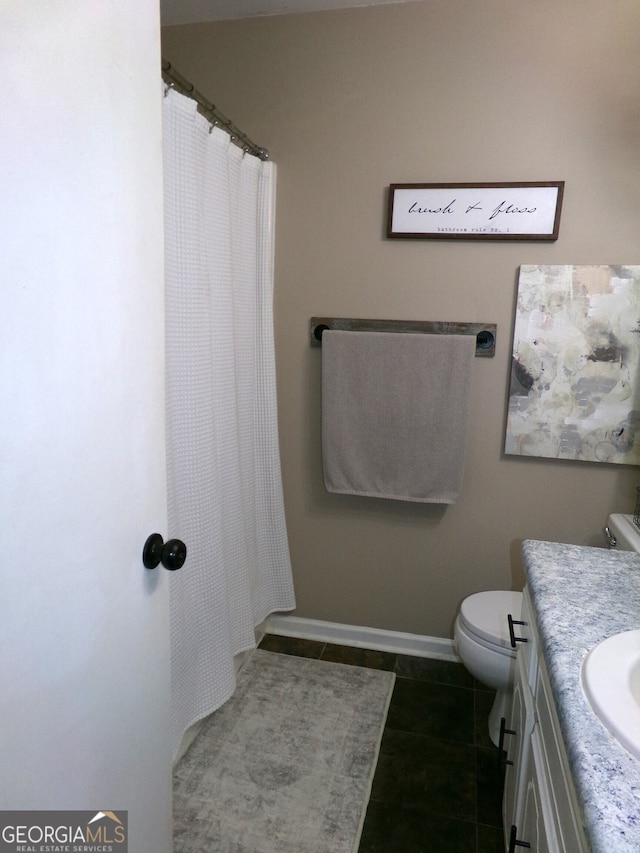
387,181 -> 564,241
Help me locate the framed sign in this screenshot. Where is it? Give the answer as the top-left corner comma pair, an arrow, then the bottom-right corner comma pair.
387,181 -> 564,241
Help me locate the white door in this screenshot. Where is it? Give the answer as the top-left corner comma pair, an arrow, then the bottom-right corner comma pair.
0,4 -> 172,852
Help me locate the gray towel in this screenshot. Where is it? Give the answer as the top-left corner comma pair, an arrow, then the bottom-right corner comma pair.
321,330 -> 475,503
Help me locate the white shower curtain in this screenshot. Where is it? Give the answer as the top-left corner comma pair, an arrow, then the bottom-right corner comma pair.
162,87 -> 295,758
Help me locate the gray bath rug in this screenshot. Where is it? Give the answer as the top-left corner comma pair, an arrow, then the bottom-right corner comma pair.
173,649 -> 395,853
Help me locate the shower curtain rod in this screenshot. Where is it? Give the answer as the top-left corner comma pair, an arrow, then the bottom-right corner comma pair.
162,59 -> 269,161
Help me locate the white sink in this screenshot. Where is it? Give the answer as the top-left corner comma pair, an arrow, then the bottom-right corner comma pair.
581,629 -> 640,760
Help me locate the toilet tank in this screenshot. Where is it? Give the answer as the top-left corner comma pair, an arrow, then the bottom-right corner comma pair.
605,514 -> 640,552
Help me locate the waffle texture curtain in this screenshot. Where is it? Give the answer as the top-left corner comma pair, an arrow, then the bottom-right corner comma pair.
163,87 -> 295,758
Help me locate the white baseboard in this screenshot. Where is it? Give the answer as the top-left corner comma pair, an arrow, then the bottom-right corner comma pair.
264,614 -> 459,662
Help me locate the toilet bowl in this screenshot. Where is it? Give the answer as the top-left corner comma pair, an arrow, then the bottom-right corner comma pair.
454,590 -> 523,747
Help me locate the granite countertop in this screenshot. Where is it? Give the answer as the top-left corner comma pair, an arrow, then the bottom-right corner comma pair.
522,539 -> 640,853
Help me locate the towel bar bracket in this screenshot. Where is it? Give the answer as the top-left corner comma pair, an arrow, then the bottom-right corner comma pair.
310,317 -> 496,357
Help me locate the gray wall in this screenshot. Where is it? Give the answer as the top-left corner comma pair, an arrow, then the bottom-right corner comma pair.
162,0 -> 640,638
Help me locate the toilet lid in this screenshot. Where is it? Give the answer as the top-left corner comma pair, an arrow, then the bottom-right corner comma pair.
459,590 -> 524,650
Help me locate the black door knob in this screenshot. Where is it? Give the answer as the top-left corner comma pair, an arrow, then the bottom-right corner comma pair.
143,533 -> 187,571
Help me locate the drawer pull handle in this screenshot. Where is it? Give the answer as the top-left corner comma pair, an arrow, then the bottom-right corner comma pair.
508,613 -> 528,649
508,825 -> 531,851
498,716 -> 516,765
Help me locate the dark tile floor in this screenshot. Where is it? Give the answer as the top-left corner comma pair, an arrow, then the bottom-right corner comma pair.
259,634 -> 505,853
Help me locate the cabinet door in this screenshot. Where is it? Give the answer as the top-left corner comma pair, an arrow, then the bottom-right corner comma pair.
506,585 -> 588,852
516,729 -> 559,853
535,658 -> 588,851
503,651 -> 536,847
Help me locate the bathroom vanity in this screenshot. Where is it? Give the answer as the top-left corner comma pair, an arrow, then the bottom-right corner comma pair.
502,585 -> 587,850
502,539 -> 640,852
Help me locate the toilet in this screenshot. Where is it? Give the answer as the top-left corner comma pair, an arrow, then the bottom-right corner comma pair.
454,590 -> 523,748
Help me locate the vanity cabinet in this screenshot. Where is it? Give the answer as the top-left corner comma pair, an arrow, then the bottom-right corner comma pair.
502,587 -> 587,852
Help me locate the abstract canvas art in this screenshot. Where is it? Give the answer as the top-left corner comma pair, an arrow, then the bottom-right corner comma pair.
505,265 -> 640,464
